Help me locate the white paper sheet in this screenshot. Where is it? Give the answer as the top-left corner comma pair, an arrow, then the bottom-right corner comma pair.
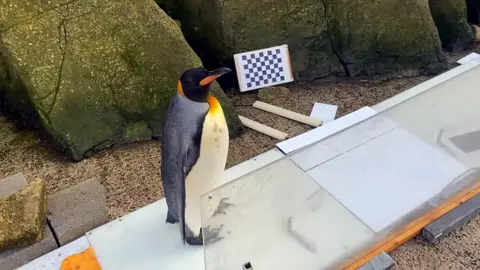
310,103 -> 338,123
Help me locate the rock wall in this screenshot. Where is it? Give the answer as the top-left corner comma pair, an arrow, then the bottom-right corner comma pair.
0,0 -> 242,161
172,0 -> 449,82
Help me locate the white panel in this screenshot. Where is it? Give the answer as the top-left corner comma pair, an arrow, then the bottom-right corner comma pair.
290,115 -> 398,171
307,127 -> 468,232
276,106 -> 378,154
17,236 -> 90,270
86,201 -> 204,270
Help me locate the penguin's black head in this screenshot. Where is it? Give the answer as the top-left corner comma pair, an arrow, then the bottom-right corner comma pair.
178,67 -> 231,102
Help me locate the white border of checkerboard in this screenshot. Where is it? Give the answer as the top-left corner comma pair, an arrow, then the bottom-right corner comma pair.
234,44 -> 294,92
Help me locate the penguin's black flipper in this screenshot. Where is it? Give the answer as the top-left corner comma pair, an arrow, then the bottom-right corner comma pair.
160,92 -> 209,245
179,154 -> 187,244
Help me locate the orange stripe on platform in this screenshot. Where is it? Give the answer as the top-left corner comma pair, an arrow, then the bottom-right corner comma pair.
340,181 -> 480,270
61,247 -> 102,270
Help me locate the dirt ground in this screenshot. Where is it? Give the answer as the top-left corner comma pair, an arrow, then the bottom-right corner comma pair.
1,45 -> 479,269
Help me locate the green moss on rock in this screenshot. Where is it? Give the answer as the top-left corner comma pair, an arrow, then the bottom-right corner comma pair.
429,0 -> 475,52
0,0 -> 242,161
124,121 -> 151,142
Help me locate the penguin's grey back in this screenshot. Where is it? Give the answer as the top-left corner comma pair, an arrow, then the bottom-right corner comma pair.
160,92 -> 209,239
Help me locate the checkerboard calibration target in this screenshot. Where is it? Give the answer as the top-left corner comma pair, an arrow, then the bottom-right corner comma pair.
234,44 -> 293,92
241,48 -> 286,88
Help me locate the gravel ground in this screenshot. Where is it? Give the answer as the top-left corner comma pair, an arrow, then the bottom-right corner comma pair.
1,44 -> 479,269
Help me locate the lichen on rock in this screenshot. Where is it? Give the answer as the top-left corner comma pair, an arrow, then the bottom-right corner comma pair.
0,0 -> 242,161
0,179 -> 47,252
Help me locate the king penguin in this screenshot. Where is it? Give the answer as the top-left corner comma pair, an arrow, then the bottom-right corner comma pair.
161,66 -> 232,245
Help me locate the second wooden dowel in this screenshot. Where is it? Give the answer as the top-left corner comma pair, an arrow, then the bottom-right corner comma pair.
239,115 -> 288,140
253,101 -> 323,127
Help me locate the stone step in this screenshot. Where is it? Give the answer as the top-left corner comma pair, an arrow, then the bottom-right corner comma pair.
47,178 -> 108,246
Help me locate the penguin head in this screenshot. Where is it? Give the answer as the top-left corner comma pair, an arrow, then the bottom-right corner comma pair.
178,67 -> 231,102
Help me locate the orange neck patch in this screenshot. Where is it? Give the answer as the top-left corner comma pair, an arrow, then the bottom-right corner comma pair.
177,81 -> 185,96
208,96 -> 222,115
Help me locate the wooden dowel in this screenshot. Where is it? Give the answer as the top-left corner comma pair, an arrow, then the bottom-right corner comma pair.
253,101 -> 323,127
239,115 -> 288,140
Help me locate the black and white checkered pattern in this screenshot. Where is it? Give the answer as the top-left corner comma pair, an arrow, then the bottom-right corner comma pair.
234,44 -> 293,92
241,48 -> 286,89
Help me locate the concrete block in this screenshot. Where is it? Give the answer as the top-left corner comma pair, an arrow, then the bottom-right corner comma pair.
358,252 -> 395,270
0,225 -> 57,270
0,179 -> 48,252
47,178 -> 108,246
422,193 -> 480,244
0,172 -> 27,198
0,173 -> 57,269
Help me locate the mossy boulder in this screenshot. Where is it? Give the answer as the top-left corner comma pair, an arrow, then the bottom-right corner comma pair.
0,179 -> 47,252
0,0 -> 242,161
173,0 -> 448,81
429,0 -> 475,51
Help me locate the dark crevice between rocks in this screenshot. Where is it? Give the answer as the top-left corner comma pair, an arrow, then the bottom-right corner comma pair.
154,1 -> 246,93
321,0 -> 350,77
429,0 -> 475,53
46,218 -> 61,247
467,0 -> 480,26
49,19 -> 68,115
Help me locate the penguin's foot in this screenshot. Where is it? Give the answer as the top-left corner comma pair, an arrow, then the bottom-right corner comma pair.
165,210 -> 178,224
185,228 -> 203,246
213,197 -> 235,216
203,224 -> 224,246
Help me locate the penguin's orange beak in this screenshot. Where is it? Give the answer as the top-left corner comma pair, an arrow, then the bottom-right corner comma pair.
199,67 -> 232,86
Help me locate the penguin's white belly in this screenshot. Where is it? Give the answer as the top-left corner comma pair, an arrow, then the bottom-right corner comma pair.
185,113 -> 229,236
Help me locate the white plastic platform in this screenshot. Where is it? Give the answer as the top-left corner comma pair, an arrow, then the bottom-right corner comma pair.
18,60 -> 480,270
